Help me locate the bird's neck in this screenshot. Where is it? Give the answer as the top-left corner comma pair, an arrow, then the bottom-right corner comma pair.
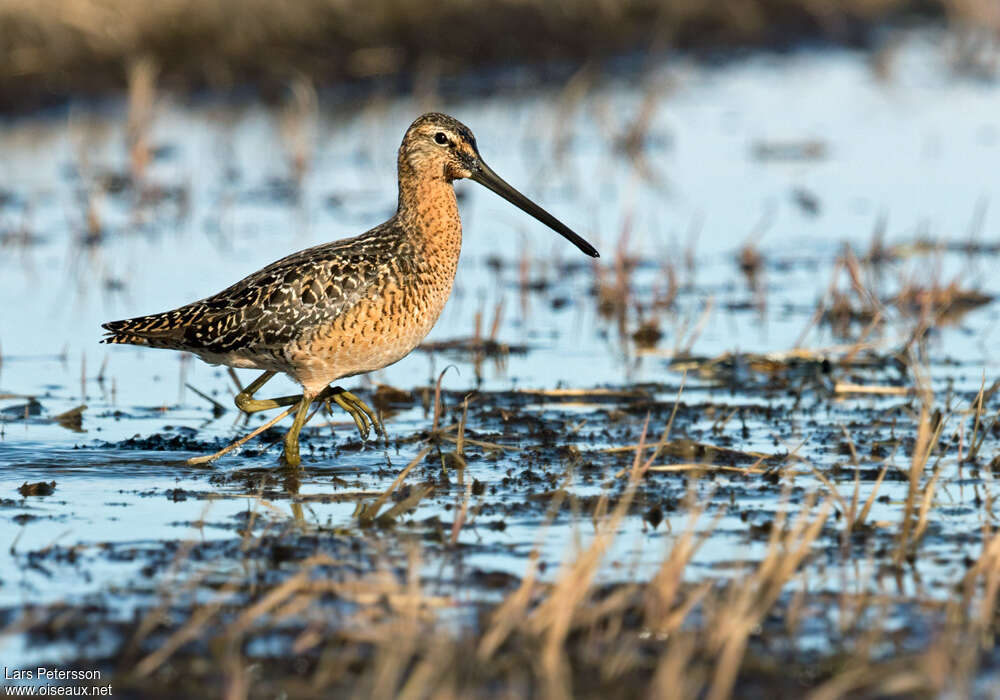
396,170 -> 463,262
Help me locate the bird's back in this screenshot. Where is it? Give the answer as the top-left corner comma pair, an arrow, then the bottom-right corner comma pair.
101,220 -> 418,370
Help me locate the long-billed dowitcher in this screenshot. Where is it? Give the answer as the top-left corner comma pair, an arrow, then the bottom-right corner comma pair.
102,113 -> 599,467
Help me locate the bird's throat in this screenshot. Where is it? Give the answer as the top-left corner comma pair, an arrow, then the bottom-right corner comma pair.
398,175 -> 463,266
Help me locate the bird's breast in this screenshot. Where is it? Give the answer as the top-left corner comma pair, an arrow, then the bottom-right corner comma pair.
286,241 -> 461,393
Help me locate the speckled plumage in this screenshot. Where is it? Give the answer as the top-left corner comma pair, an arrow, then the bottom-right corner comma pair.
102,113 -> 597,464
103,213 -> 458,393
103,114 -> 468,395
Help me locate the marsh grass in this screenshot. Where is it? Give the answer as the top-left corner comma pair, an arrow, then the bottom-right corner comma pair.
8,320 -> 1000,698
18,436 -> 990,698
0,0 -> 994,109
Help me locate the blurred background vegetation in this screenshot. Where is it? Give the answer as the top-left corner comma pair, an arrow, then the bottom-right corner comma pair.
0,0 -> 995,109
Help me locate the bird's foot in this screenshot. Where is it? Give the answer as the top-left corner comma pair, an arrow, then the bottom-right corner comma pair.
281,438 -> 302,468
326,387 -> 382,441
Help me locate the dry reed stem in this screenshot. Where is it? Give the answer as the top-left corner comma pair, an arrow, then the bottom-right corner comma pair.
379,485 -> 434,522
442,433 -> 519,452
126,54 -> 157,180
834,382 -> 912,395
127,503 -> 222,652
449,480 -> 472,546
358,446 -> 431,523
854,458 -> 892,529
431,366 -> 456,434
477,485 -> 574,661
705,491 -> 833,700
966,374 -> 988,461
646,463 -> 765,474
186,403 -> 296,465
528,415 -> 655,696
517,387 -> 650,398
896,399 -> 948,563
644,489 -> 720,631
679,295 -> 715,355
133,577 -> 244,677
185,382 -> 227,414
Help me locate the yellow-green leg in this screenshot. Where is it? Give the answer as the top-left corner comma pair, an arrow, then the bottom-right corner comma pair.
327,387 -> 383,440
232,371 -> 383,466
282,393 -> 314,468
234,370 -> 304,414
283,388 -> 382,467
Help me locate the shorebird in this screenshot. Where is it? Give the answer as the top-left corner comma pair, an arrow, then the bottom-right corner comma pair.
102,113 -> 599,467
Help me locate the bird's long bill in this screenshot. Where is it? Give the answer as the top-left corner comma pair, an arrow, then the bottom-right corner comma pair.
471,160 -> 599,258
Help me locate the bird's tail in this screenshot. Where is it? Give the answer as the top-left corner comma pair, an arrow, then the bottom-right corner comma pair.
101,314 -> 182,346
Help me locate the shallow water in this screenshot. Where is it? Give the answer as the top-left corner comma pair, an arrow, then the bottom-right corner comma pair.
1,32 -> 1000,675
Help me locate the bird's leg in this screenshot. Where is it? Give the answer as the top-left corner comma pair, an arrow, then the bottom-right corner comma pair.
234,370 -> 305,414
234,370 -> 275,405
327,386 -> 383,440
282,393 -> 315,468
281,386 -> 379,467
220,373 -> 381,466
234,372 -> 380,439
186,402 -> 296,466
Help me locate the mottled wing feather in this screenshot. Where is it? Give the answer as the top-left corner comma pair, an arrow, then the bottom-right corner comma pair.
101,223 -> 406,356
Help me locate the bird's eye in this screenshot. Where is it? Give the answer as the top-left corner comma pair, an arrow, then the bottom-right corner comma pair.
434,132 -> 449,146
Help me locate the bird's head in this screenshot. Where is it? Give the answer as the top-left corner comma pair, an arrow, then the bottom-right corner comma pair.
400,112 -> 481,181
399,112 -> 599,258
